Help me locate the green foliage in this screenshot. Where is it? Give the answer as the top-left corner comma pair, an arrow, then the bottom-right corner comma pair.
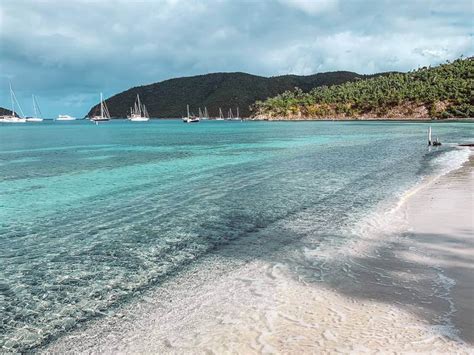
253,58 -> 474,119
87,71 -> 375,118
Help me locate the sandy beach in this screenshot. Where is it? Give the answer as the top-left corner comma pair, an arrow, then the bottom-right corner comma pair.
44,150 -> 473,354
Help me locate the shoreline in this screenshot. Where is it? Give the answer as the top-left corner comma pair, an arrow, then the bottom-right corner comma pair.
44,149 -> 474,353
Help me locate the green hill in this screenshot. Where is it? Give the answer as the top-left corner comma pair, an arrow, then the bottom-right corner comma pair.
87,71 -> 382,118
252,57 -> 473,120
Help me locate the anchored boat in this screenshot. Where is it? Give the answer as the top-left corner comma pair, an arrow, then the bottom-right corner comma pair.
128,94 -> 150,121
90,93 -> 111,122
25,95 -> 44,122
183,105 -> 200,123
0,82 -> 26,123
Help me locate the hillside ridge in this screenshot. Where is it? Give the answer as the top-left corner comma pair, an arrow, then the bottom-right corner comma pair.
87,71 -> 382,118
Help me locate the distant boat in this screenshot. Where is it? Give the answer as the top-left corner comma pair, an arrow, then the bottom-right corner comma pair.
428,126 -> 441,146
26,95 -> 43,122
202,107 -> 209,120
227,108 -> 233,120
0,82 -> 26,123
56,114 -> 76,121
182,104 -> 199,123
128,94 -> 150,122
215,107 -> 225,120
90,93 -> 111,122
235,107 -> 242,121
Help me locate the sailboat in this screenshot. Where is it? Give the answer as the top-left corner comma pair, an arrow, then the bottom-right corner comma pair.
202,107 -> 209,120
128,94 -> 150,121
26,95 -> 43,122
428,126 -> 441,146
227,108 -> 234,120
182,105 -> 200,123
215,107 -> 224,121
235,107 -> 242,121
90,93 -> 111,122
0,82 -> 26,123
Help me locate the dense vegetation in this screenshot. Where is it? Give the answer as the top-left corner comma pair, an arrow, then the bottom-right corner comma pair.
87,71 -> 381,118
252,58 -> 473,119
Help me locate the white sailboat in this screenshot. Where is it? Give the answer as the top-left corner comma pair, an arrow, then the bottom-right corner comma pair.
26,95 -> 43,122
234,107 -> 242,121
227,108 -> 234,120
0,82 -> 26,123
182,104 -> 200,123
128,94 -> 150,121
90,93 -> 111,122
215,107 -> 224,121
202,107 -> 209,120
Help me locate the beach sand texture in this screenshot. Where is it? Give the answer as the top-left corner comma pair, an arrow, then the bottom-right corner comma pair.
45,152 -> 474,354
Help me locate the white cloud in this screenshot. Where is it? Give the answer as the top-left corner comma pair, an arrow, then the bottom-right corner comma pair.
277,0 -> 339,15
0,0 -> 472,117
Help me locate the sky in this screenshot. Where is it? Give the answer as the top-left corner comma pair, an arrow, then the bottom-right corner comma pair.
1,0 -> 472,118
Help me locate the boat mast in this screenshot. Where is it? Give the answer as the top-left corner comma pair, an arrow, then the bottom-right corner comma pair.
187,104 -> 190,118
428,126 -> 432,146
32,95 -> 37,117
100,93 -> 104,118
236,107 -> 239,118
219,107 -> 223,119
9,82 -> 15,116
137,95 -> 142,117
204,107 -> 208,118
33,96 -> 42,118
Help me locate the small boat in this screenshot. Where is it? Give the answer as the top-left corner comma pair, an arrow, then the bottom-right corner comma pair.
90,93 -> 111,122
183,105 -> 200,123
227,108 -> 241,121
26,95 -> 43,122
56,114 -> 76,121
428,126 -> 442,146
227,108 -> 234,120
215,107 -> 225,120
1,82 -> 26,123
202,107 -> 209,120
128,94 -> 150,122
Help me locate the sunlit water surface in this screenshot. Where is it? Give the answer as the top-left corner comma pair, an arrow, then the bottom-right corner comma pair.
0,119 -> 472,351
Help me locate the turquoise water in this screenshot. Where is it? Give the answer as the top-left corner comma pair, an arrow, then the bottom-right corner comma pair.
0,120 -> 472,351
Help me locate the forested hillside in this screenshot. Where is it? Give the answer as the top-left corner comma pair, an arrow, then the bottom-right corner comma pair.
87,71 -> 381,118
252,58 -> 473,119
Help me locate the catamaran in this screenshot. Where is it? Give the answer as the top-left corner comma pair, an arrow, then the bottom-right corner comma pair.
56,114 -> 76,121
90,93 -> 111,122
0,82 -> 26,123
128,94 -> 150,121
26,95 -> 43,122
183,104 -> 200,123
215,107 -> 225,120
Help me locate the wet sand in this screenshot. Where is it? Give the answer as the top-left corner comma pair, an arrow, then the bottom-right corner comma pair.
45,151 -> 474,353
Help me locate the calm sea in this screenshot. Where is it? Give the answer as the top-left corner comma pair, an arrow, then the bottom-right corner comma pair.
0,120 -> 472,351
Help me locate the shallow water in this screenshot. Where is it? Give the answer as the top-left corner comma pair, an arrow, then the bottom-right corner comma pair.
0,120 -> 472,351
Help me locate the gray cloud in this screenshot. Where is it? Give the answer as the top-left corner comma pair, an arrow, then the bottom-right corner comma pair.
0,0 -> 472,117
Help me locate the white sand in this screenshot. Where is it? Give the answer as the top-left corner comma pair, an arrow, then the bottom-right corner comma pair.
45,152 -> 474,354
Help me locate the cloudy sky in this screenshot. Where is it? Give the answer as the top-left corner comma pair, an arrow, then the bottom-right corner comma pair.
1,0 -> 472,117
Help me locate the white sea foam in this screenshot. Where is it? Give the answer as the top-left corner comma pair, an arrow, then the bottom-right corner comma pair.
430,146 -> 471,177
